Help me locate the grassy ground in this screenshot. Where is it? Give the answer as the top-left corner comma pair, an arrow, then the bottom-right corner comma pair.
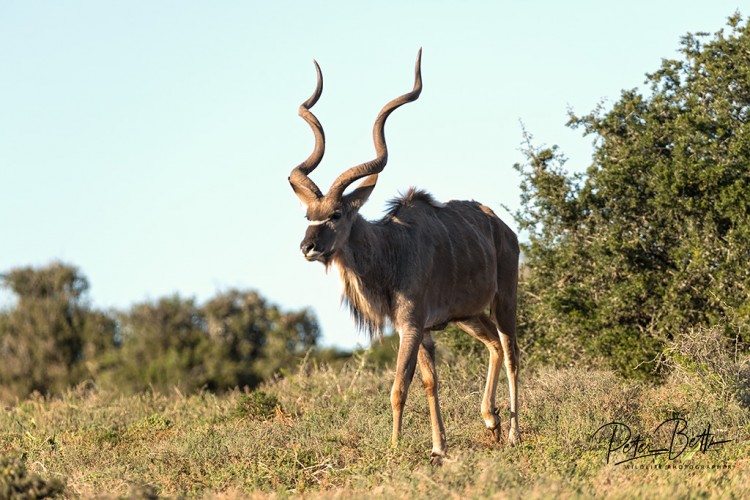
1,346 -> 749,498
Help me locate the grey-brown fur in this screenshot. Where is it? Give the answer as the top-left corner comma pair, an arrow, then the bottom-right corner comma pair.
338,188 -> 517,339
287,50 -> 521,462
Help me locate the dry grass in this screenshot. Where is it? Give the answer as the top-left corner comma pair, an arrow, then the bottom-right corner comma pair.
1,338 -> 749,498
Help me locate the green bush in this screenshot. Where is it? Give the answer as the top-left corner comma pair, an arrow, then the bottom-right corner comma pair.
105,290 -> 320,395
232,390 -> 281,420
660,324 -> 750,407
0,263 -> 115,401
0,454 -> 64,499
0,264 -> 322,401
515,13 -> 750,378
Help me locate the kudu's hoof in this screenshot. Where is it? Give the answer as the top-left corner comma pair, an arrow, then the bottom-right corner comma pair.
429,452 -> 445,466
487,418 -> 504,443
508,428 -> 521,446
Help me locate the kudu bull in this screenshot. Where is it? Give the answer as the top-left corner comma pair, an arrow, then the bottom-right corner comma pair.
288,50 -> 520,462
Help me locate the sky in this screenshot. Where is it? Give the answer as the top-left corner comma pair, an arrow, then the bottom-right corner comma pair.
0,1 -> 744,350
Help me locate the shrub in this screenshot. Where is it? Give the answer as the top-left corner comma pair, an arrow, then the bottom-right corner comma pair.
0,454 -> 64,499
515,14 -> 750,378
232,390 -> 281,420
660,324 -> 750,407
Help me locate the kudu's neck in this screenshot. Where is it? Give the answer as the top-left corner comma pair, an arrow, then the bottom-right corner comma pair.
334,215 -> 389,280
331,214 -> 396,337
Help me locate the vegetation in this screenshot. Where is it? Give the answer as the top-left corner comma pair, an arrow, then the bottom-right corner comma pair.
0,263 -> 319,402
2,11 -> 750,499
0,264 -> 116,401
0,455 -> 64,499
515,13 -> 750,377
0,331 -> 748,498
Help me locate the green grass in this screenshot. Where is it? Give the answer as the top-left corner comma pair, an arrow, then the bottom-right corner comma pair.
1,350 -> 749,498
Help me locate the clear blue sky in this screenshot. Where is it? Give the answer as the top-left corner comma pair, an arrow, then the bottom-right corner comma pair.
0,1 -> 743,350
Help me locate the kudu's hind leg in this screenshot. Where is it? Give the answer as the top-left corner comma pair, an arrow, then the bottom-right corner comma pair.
455,315 -> 504,442
417,332 -> 447,462
493,296 -> 521,445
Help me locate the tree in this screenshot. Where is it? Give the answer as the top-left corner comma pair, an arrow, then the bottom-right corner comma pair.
515,13 -> 750,378
0,263 -> 322,400
203,289 -> 319,382
105,290 -> 320,394
0,263 -> 115,400
106,295 -> 213,393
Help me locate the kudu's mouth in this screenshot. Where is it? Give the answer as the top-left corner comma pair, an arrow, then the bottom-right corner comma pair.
303,248 -> 332,264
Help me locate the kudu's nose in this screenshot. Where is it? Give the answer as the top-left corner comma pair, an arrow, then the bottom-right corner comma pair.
301,241 -> 315,256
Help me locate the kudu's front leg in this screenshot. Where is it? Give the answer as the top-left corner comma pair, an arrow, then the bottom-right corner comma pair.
390,327 -> 423,448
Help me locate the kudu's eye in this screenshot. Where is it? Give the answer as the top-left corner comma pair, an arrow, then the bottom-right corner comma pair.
331,211 -> 342,221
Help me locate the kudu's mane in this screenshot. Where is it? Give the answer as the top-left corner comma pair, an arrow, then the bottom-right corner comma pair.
339,268 -> 388,338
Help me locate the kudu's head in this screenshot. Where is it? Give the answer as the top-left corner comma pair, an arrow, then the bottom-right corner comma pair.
289,50 -> 423,265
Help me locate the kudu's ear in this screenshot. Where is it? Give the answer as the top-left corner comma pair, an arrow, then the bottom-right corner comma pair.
343,174 -> 378,210
289,178 -> 320,207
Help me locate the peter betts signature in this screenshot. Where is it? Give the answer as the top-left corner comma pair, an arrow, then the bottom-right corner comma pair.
591,418 -> 732,465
